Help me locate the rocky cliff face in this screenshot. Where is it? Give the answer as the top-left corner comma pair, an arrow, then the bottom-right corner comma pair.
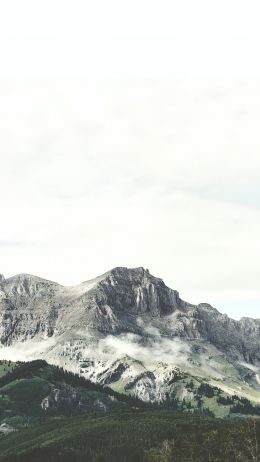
97,267 -> 189,316
0,267 -> 193,344
0,267 -> 259,403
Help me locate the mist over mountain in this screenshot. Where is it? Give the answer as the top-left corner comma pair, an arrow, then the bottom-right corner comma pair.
0,267 -> 259,406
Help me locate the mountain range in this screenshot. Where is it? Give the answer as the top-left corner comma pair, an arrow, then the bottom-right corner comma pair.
0,267 -> 259,414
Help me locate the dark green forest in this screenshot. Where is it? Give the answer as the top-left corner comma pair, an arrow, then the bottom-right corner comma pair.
0,360 -> 259,462
0,410 -> 259,462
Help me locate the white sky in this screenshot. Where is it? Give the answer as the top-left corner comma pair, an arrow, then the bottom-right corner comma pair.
0,1 -> 260,319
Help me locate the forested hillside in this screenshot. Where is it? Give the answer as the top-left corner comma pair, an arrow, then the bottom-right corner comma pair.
0,360 -> 259,461
0,411 -> 259,462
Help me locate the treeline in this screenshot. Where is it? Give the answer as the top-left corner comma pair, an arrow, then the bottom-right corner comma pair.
186,381 -> 260,416
0,360 -> 47,387
1,360 -> 259,418
230,396 -> 260,416
0,360 -> 149,410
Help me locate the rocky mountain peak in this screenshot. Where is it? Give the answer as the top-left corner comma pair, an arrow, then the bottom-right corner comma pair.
5,273 -> 58,284
103,266 -> 166,288
107,266 -> 152,281
0,267 -> 259,368
97,266 -> 181,317
0,267 -> 259,405
0,275 -> 5,284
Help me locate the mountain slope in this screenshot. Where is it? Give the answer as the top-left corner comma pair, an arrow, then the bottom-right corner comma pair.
0,359 -> 146,432
0,267 -> 259,405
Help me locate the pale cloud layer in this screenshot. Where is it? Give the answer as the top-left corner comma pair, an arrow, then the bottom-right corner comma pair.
0,1 -> 260,319
1,0 -> 260,79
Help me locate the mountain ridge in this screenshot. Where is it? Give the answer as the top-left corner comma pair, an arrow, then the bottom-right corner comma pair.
0,266 -> 259,405
1,266 -> 258,321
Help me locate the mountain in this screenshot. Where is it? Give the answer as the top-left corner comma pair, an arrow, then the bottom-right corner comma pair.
0,267 -> 259,411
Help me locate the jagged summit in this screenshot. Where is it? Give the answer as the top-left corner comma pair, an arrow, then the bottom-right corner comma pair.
0,274 -> 5,283
105,266 -> 165,288
80,267 -> 152,289
108,266 -> 151,279
95,266 -> 188,317
109,266 -> 150,275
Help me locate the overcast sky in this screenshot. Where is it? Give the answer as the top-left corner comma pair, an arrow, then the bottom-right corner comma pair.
0,1 -> 260,319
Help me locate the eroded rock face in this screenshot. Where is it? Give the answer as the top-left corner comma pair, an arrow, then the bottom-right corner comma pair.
41,383 -> 112,414
0,267 -> 192,346
0,274 -> 60,344
98,267 -> 187,316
